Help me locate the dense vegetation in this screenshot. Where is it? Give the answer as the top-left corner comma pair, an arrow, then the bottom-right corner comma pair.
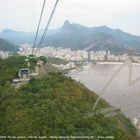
0,39 -> 19,52
0,56 -> 27,86
0,56 -> 137,139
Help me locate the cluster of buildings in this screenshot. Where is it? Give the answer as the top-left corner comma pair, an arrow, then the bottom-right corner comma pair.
1,45 -> 140,63
52,62 -> 76,70
0,51 -> 10,58
18,46 -> 106,61
18,47 -> 88,61
18,46 -> 140,62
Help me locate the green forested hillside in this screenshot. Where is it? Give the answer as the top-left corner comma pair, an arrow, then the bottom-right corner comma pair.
0,56 -> 137,139
0,39 -> 19,52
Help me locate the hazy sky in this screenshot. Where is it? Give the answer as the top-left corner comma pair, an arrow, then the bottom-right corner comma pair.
0,0 -> 140,35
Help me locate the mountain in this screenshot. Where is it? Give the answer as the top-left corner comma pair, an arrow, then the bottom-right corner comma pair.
43,21 -> 140,53
0,29 -> 34,45
0,38 -> 19,52
1,21 -> 140,53
92,26 -> 140,49
0,56 -> 137,139
44,23 -> 126,53
0,29 -> 58,45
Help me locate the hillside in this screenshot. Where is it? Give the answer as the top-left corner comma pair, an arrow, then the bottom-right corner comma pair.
0,38 -> 19,52
1,21 -> 140,53
0,56 -> 138,139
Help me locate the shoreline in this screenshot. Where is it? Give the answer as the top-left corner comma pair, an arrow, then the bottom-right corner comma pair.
69,62 -> 140,124
97,61 -> 140,65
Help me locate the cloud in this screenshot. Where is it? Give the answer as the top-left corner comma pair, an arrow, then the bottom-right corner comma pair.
0,0 -> 140,35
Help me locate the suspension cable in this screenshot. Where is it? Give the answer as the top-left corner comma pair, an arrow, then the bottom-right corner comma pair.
32,0 -> 47,55
34,0 -> 59,56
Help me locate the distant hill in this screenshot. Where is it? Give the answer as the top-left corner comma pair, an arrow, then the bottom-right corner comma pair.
0,29 -> 57,45
0,38 -> 19,52
0,21 -> 140,53
0,29 -> 34,45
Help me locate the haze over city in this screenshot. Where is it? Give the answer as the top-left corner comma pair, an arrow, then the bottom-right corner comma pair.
0,0 -> 140,35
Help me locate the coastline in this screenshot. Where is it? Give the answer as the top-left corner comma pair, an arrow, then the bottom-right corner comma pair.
68,62 -> 140,126
97,61 -> 140,65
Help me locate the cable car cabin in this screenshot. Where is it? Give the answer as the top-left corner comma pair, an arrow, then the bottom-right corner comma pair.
18,68 -> 31,79
12,68 -> 31,85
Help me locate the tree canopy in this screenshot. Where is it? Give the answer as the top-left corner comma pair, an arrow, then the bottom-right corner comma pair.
0,56 -> 137,140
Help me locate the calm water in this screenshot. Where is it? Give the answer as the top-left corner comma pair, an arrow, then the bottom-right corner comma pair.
68,63 -> 140,120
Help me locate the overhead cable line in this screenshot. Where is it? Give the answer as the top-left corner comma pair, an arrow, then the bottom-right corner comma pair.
34,0 -> 59,56
32,0 -> 47,55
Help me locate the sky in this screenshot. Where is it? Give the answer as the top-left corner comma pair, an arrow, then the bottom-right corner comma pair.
0,0 -> 140,35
